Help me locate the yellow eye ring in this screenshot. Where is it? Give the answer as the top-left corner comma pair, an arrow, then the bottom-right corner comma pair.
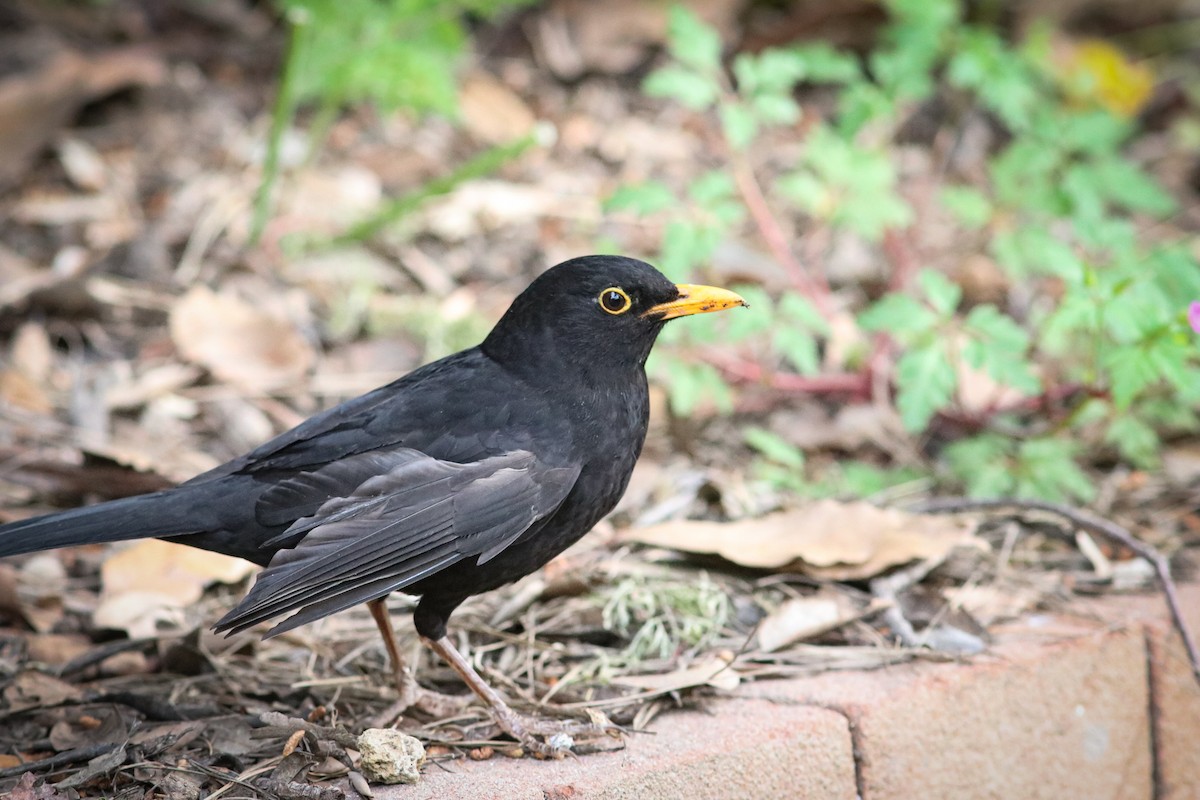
598,287 -> 632,315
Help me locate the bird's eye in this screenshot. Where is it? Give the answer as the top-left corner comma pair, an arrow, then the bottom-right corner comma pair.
598,287 -> 632,315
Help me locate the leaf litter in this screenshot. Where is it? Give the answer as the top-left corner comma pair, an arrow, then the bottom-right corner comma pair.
0,1 -> 1195,796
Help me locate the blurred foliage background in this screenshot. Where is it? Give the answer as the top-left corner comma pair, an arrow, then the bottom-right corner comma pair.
1,0 -> 1199,511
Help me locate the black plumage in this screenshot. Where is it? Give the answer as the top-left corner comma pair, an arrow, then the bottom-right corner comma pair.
0,255 -> 745,755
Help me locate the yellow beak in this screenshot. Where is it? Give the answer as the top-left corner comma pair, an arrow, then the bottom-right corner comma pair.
644,284 -> 748,320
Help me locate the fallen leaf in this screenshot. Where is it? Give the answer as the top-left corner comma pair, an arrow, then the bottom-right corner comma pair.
56,744 -> 127,790
533,0 -> 742,79
95,539 -> 256,637
621,500 -> 980,581
169,286 -> 315,392
755,592 -> 863,652
459,72 -> 536,145
9,771 -> 71,800
3,670 -> 83,712
58,138 -> 108,192
25,633 -> 92,666
946,583 -> 1044,626
50,707 -> 130,751
0,36 -> 163,190
421,181 -> 572,242
611,654 -> 739,693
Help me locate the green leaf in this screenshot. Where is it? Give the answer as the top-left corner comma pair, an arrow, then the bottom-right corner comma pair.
894,343 -> 957,431
778,293 -> 829,334
963,305 -> 1042,394
944,434 -> 1015,497
744,427 -> 805,468
777,171 -> 830,215
917,269 -> 961,316
734,49 -> 806,94
720,103 -> 758,150
688,171 -> 737,205
1104,415 -> 1159,467
939,185 -> 993,228
831,462 -> 924,498
991,226 -> 1083,279
1103,344 -> 1159,409
1015,438 -> 1094,502
791,43 -> 861,84
661,220 -> 721,276
665,5 -> 723,72
1091,157 -> 1176,216
605,181 -> 676,215
1054,109 -> 1131,155
773,326 -> 821,375
644,65 -> 718,110
751,94 -> 801,126
859,293 -> 938,337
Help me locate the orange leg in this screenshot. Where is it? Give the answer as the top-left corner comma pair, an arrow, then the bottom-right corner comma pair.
422,634 -> 563,757
367,598 -> 420,709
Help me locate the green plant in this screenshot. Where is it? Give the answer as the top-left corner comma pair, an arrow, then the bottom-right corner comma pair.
599,573 -> 730,663
610,2 -> 1200,501
252,0 -> 534,241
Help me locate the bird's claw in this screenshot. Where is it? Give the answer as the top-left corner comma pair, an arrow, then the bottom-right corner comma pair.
492,707 -> 622,758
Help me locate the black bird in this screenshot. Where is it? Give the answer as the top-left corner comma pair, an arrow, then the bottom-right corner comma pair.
0,255 -> 745,754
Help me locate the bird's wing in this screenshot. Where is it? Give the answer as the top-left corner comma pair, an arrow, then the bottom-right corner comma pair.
212,448 -> 579,636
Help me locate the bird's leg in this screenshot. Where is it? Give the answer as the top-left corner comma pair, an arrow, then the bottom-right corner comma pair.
423,635 -> 582,758
367,600 -> 469,718
367,598 -> 420,708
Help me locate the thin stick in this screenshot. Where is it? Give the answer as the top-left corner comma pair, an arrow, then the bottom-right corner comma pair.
0,743 -> 120,779
914,497 -> 1200,686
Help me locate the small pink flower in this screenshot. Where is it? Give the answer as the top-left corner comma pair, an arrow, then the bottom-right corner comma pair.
1190,302 -> 1200,334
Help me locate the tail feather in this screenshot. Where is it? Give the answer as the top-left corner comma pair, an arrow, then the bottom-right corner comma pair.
0,491 -> 203,558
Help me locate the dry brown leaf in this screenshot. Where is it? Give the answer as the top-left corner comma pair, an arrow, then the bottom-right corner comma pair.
459,72 -> 536,145
534,0 -> 743,78
25,633 -> 92,666
95,539 -> 256,637
611,654 -> 739,693
282,165 -> 382,233
0,322 -> 56,413
4,670 -> 83,712
755,591 -> 863,652
947,583 -> 1044,626
169,286 -> 315,392
621,500 -> 980,581
0,369 -> 51,413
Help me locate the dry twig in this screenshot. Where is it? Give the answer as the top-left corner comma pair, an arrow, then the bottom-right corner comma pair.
913,497 -> 1200,686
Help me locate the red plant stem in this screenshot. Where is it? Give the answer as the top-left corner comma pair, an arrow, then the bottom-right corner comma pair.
730,159 -> 834,318
882,227 -> 920,291
707,353 -> 870,398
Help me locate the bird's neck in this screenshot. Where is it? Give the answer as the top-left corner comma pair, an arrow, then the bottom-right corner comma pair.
482,326 -> 655,393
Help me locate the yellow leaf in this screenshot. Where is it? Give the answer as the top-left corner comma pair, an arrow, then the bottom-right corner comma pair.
1057,38 -> 1154,118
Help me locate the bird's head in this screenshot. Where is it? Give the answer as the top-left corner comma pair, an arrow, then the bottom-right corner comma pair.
482,255 -> 747,382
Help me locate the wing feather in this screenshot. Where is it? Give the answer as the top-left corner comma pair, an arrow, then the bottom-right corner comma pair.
214,449 -> 579,635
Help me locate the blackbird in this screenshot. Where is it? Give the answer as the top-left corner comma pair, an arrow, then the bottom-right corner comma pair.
0,255 -> 746,754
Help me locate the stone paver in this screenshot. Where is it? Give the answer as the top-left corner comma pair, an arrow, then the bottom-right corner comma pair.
371,585 -> 1200,798
743,620 -> 1153,800
1085,584 -> 1200,800
376,701 -> 856,800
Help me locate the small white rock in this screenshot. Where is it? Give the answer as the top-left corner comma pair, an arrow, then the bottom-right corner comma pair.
356,729 -> 426,785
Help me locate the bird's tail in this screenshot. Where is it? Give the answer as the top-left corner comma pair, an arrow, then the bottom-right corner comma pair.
0,490 -> 203,558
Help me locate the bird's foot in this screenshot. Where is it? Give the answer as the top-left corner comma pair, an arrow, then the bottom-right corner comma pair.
389,663 -> 472,717
490,706 -> 623,758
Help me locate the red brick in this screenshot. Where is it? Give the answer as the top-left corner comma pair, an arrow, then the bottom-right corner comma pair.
375,701 -> 855,800
1082,583 -> 1200,800
743,620 -> 1153,799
